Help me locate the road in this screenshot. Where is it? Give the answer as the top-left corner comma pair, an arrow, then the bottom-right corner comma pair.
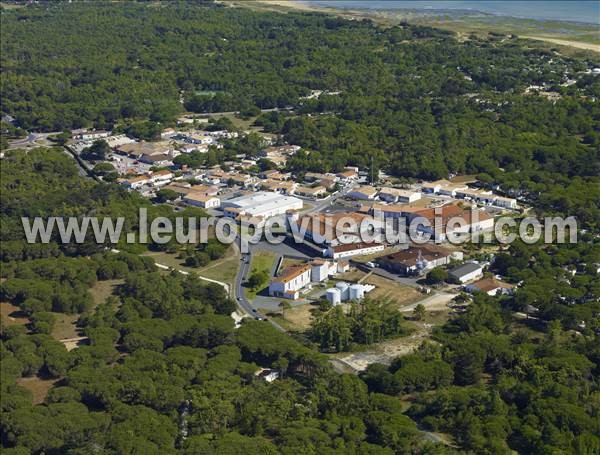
233,247 -> 286,332
303,182 -> 356,215
7,131 -> 61,149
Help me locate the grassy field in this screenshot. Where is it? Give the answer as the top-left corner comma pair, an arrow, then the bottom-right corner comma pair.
246,250 -> 278,299
335,270 -> 423,309
17,376 -> 60,405
365,275 -> 423,309
50,313 -> 80,340
143,243 -> 241,288
89,279 -> 124,307
262,303 -> 315,333
195,254 -> 240,288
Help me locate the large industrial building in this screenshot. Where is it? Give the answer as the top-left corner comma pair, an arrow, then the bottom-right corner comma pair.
221,191 -> 303,218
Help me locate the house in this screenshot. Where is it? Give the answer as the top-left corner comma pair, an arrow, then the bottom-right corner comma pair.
320,178 -> 337,191
492,196 -> 518,209
456,188 -> 495,205
311,260 -> 335,282
378,187 -> 422,204
337,169 -> 359,181
422,180 -> 467,197
260,179 -> 297,195
254,368 -> 280,383
139,154 -> 173,167
296,185 -> 327,198
259,169 -> 279,179
149,170 -> 174,185
337,260 -> 350,273
305,172 -> 328,182
183,192 -> 221,209
260,145 -> 300,157
266,171 -> 292,181
177,144 -> 198,154
228,174 -> 254,187
161,128 -> 177,139
119,175 -> 150,190
347,186 -> 378,201
161,183 -> 192,197
326,242 -> 385,260
376,244 -> 460,276
189,184 -> 219,197
465,277 -> 515,296
448,263 -> 484,283
269,264 -> 312,300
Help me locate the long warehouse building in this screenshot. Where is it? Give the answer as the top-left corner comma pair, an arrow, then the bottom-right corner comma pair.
221,191 -> 303,218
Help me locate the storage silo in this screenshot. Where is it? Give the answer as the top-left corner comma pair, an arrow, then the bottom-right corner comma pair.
349,284 -> 365,301
335,281 -> 349,300
326,288 -> 342,306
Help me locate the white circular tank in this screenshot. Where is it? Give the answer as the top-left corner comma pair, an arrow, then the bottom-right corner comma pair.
335,281 -> 349,300
326,288 -> 342,306
349,284 -> 365,300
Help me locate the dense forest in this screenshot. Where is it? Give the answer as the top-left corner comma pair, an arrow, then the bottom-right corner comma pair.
1,154 -> 599,454
1,2 -> 600,454
2,2 -> 599,226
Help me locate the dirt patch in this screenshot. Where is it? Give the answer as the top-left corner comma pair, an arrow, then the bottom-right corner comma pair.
399,292 -> 455,313
51,313 -> 80,341
336,269 -> 368,283
89,279 -> 123,307
17,376 -> 60,405
1,301 -> 29,326
334,322 -> 435,371
363,275 -> 423,308
262,303 -> 315,332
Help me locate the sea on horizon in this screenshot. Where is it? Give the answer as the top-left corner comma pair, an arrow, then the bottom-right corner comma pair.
307,1 -> 600,25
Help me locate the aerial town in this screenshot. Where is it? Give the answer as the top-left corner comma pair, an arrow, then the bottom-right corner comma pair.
64,119 -> 525,316
1,1 -> 599,453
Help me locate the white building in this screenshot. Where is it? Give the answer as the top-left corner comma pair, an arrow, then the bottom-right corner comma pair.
183,192 -> 221,209
347,186 -> 378,201
311,260 -> 335,282
448,263 -> 485,284
378,187 -> 422,204
77,130 -> 110,141
149,170 -> 174,185
222,191 -> 303,219
119,175 -> 150,190
326,242 -> 385,260
464,278 -> 515,296
255,368 -> 280,382
492,196 -> 518,209
269,264 -> 312,300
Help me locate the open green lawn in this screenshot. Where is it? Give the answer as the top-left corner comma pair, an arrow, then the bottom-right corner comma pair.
143,244 -> 240,281
245,250 -> 278,299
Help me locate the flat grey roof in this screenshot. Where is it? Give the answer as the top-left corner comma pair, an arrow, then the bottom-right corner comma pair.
449,262 -> 483,277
